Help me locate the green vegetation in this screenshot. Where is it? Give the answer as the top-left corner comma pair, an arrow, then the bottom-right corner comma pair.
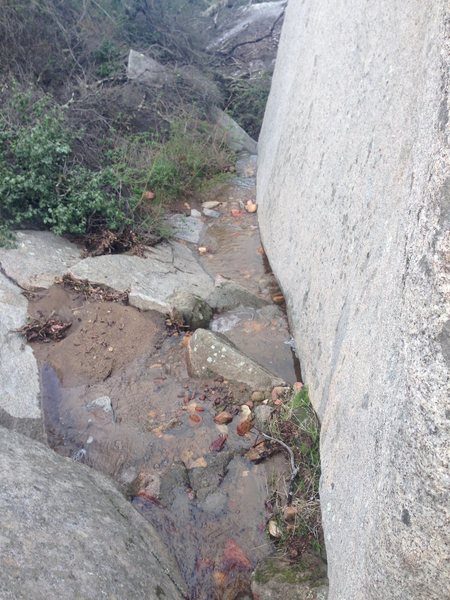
0,87 -> 232,245
225,74 -> 271,139
267,386 -> 324,560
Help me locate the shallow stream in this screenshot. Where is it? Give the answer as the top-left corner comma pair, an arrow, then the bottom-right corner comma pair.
29,157 -> 302,599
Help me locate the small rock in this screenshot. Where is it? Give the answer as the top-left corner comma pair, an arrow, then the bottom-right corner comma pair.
203,208 -> 221,218
268,520 -> 282,539
251,391 -> 265,403
245,200 -> 257,213
284,505 -> 298,523
168,214 -> 204,244
214,411 -> 233,425
202,201 -> 220,209
254,405 -> 273,432
198,246 -> 208,255
191,208 -> 202,218
169,291 -> 213,330
237,418 -> 253,436
87,396 -> 114,415
207,275 -> 268,312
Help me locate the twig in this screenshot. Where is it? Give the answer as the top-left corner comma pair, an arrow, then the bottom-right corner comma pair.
257,429 -> 300,505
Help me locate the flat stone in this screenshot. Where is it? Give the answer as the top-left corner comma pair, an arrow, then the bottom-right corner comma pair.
202,201 -> 221,209
203,208 -> 221,218
211,107 -> 258,154
236,154 -> 258,178
0,273 -> 41,438
0,231 -> 80,290
168,214 -> 204,244
190,208 -> 202,218
127,49 -> 173,85
69,242 -> 214,313
86,396 -> 114,420
208,275 -> 268,312
187,329 -> 285,390
0,426 -> 186,599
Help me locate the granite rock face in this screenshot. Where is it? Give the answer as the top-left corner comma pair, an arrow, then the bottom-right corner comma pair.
0,426 -> 186,600
258,1 -> 450,599
0,272 -> 42,439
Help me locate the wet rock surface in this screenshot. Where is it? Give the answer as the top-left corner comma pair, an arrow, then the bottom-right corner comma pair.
0,426 -> 186,600
187,328 -> 285,391
0,272 -> 41,438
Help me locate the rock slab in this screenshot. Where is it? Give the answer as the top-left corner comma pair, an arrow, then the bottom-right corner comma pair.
0,272 -> 41,438
0,230 -> 80,289
70,241 -> 214,313
258,1 -> 450,599
0,426 -> 186,600
187,328 -> 284,390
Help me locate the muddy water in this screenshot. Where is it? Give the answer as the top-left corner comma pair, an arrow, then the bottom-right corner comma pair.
30,165 -> 299,599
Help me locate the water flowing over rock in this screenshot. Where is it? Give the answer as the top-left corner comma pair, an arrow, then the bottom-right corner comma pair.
257,1 -> 450,598
0,426 -> 186,599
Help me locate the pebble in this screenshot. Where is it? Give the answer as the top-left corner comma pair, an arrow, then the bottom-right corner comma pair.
251,391 -> 265,402
214,411 -> 233,425
191,208 -> 202,218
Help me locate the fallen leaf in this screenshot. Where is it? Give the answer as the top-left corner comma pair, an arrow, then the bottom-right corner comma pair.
214,411 -> 233,425
213,571 -> 226,588
190,456 -> 207,468
195,406 -> 205,413
245,200 -> 257,213
272,293 -> 285,304
222,540 -> 252,570
210,434 -> 227,452
245,441 -> 272,463
198,246 -> 208,255
231,208 -> 243,217
189,414 -> 202,425
237,418 -> 253,436
268,520 -> 282,539
143,190 -> 155,200
284,505 -> 298,523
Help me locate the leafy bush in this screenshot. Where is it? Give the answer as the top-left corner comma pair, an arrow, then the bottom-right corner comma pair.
225,74 -> 271,139
0,89 -> 233,245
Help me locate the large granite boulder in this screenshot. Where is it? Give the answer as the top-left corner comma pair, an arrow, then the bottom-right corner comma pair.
0,426 -> 186,599
0,272 -> 42,439
258,1 -> 450,599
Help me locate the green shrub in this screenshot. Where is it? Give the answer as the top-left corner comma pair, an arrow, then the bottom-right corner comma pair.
0,90 -> 233,246
225,74 -> 271,139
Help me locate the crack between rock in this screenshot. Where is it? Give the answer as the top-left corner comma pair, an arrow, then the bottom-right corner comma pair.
0,262 -> 30,292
